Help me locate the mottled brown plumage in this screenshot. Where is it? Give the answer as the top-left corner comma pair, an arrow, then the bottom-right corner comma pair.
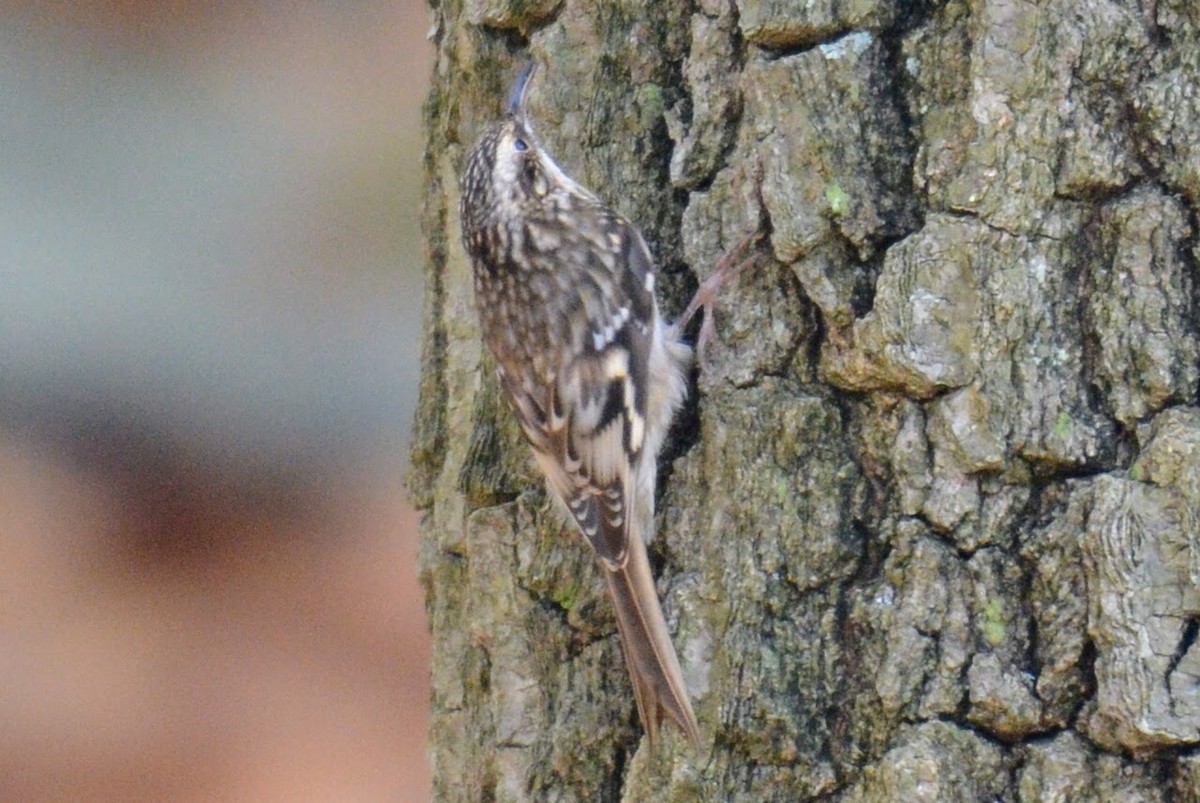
459,63 -> 699,743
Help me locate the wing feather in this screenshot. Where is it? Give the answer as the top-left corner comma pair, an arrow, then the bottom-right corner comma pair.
500,212 -> 658,566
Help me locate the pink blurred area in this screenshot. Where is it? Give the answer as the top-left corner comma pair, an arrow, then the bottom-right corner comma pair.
0,2 -> 432,801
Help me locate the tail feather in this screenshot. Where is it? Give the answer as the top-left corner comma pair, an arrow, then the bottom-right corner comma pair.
603,537 -> 700,745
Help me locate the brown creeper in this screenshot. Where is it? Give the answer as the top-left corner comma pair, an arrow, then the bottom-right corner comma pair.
459,62 -> 702,743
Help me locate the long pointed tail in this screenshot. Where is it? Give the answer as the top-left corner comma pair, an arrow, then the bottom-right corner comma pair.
603,537 -> 700,744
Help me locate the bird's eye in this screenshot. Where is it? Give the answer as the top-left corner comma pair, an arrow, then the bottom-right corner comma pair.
513,137 -> 528,152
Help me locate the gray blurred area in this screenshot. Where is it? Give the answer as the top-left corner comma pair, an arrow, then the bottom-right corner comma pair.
2,7 -> 422,472
0,2 -> 432,800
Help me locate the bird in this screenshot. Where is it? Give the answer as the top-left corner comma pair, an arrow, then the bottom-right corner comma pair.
459,61 -> 757,744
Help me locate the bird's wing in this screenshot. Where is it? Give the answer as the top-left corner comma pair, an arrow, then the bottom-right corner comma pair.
504,212 -> 658,565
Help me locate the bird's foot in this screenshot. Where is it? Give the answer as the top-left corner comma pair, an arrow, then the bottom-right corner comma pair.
676,229 -> 765,362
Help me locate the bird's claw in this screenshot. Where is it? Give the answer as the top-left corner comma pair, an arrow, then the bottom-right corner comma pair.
678,229 -> 765,363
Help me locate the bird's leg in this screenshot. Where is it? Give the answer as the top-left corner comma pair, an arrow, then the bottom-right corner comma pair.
676,229 -> 764,361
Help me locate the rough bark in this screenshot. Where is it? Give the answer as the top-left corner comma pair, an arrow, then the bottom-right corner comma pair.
412,0 -> 1200,800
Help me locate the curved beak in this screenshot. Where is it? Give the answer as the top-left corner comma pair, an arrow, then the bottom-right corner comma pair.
507,60 -> 537,122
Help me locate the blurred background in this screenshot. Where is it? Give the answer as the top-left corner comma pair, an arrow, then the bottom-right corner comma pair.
1,1 -> 432,800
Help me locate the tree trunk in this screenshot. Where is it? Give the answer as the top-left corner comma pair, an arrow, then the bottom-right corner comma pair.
411,0 -> 1200,799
